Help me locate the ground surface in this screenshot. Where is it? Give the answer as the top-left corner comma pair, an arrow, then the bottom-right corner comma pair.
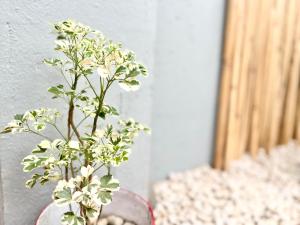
153,142 -> 300,225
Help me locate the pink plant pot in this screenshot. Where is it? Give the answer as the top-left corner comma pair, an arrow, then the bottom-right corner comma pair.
35,189 -> 155,225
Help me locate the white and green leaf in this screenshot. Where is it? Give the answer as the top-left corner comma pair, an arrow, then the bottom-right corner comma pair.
61,212 -> 85,225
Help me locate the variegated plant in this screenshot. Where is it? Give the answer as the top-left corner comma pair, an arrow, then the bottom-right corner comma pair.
1,20 -> 150,225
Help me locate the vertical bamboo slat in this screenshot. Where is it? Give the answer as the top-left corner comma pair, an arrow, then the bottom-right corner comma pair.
249,0 -> 272,156
267,0 -> 286,150
296,88 -> 300,142
281,0 -> 300,143
224,0 -> 246,169
260,0 -> 276,151
238,0 -> 260,157
214,0 -> 238,169
279,0 -> 298,142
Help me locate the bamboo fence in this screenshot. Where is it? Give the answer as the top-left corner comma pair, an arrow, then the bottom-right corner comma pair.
214,0 -> 300,169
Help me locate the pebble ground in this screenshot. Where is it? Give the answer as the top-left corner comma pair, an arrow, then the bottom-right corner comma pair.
153,142 -> 300,225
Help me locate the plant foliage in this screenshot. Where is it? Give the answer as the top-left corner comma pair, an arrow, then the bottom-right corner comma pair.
1,19 -> 150,225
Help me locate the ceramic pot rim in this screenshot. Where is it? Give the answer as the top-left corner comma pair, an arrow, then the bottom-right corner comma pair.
35,188 -> 155,225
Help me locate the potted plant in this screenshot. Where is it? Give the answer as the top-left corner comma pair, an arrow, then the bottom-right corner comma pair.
1,20 -> 154,225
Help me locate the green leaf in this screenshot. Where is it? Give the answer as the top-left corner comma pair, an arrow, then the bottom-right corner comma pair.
0,127 -> 12,134
22,155 -> 48,172
14,114 -> 24,121
128,69 -> 139,77
119,80 -> 140,91
25,179 -> 36,188
53,187 -> 72,205
38,140 -> 51,150
22,155 -> 39,172
65,90 -> 75,97
98,111 -> 106,119
23,163 -> 37,172
48,86 -> 63,96
109,106 -> 119,116
92,175 -> 120,205
61,212 -> 85,225
32,148 -> 46,154
139,64 -> 148,76
25,174 -> 42,188
100,175 -> 120,191
85,207 -> 98,219
40,177 -> 49,185
96,191 -> 112,205
115,65 -> 127,76
43,58 -> 62,66
34,122 -> 46,131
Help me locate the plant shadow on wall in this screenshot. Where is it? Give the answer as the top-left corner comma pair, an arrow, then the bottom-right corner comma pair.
1,20 -> 150,225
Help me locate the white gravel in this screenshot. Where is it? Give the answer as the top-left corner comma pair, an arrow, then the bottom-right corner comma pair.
153,142 -> 300,225
97,215 -> 137,225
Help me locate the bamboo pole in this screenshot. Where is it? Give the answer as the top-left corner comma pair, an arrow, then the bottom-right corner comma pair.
295,87 -> 300,142
281,2 -> 300,144
278,0 -> 298,144
268,0 -> 287,150
214,0 -> 238,169
237,0 -> 257,158
259,0 -> 275,149
296,88 -> 300,143
249,0 -> 272,156
224,0 -> 246,168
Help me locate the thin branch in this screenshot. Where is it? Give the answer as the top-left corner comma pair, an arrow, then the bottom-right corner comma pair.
93,163 -> 105,173
59,67 -> 72,88
25,122 -> 53,141
47,122 -> 67,140
70,115 -> 89,138
65,167 -> 69,181
97,205 -> 103,223
84,75 -> 98,98
27,130 -> 53,141
70,161 -> 75,178
91,78 -> 114,135
71,121 -> 83,144
107,166 -> 111,175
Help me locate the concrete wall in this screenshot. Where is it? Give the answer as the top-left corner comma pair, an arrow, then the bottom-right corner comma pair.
0,1 -> 156,225
0,0 -> 225,224
0,161 -> 4,225
151,0 -> 225,180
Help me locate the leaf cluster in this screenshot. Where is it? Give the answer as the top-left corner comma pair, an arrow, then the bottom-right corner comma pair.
1,19 -> 150,225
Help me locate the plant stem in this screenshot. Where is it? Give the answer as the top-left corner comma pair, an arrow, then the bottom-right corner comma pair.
70,115 -> 89,138
59,68 -> 72,88
71,121 -> 83,144
70,161 -> 75,177
93,163 -> 105,173
91,79 -> 113,135
97,205 -> 103,223
107,166 -> 111,175
66,71 -> 80,181
47,122 -> 67,140
27,129 -> 53,141
65,167 -> 69,181
67,96 -> 75,139
84,75 -> 98,98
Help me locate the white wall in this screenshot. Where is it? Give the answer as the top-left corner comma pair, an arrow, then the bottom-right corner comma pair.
0,1 -> 156,225
0,0 -> 225,224
151,0 -> 225,180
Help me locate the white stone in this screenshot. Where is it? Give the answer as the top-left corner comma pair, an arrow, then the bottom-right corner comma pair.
153,142 -> 300,225
106,215 -> 123,225
123,222 -> 135,225
97,218 -> 108,225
